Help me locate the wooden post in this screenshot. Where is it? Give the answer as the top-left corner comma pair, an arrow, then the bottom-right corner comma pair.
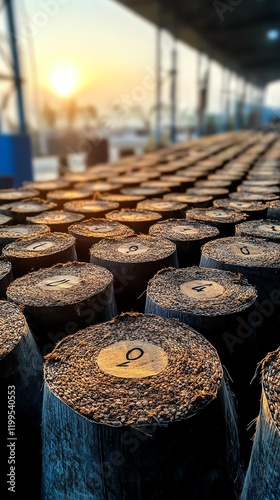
90,235 -> 178,312
186,187 -> 230,200
145,266 -> 258,464
200,236 -> 280,359
213,199 -> 268,220
0,300 -> 43,498
42,313 -> 243,499
0,198 -> 57,224
27,210 -> 84,233
64,200 -> 119,219
46,189 -> 90,209
136,199 -> 187,220
267,200 -> 280,220
105,209 -> 162,234
0,214 -> 12,226
240,348 -> 280,500
149,220 -> 219,266
6,261 -> 117,355
3,232 -> 76,277
69,218 -> 135,262
96,193 -> 145,209
0,224 -> 50,251
229,192 -> 279,203
121,186 -> 171,198
186,208 -> 247,236
164,193 -> 213,208
0,259 -> 12,298
23,179 -> 70,198
0,188 -> 39,204
236,219 -> 280,242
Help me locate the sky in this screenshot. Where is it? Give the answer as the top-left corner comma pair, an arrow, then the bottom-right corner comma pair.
0,0 -> 280,130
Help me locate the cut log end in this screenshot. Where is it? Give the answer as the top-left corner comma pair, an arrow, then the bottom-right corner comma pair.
44,313 -> 223,426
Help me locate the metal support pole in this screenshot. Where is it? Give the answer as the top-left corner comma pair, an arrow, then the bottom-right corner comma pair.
224,70 -> 231,131
155,22 -> 162,148
196,52 -> 202,137
5,0 -> 26,133
170,39 -> 177,143
196,54 -> 210,137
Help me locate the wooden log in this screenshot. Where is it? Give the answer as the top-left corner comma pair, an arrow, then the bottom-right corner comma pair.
237,185 -> 280,194
186,208 -> 247,236
208,173 -> 244,181
213,199 -> 268,220
267,200 -> 280,220
235,219 -> 280,243
0,300 -> 43,498
145,266 -> 258,464
0,198 -> 57,224
164,192 -> 213,208
7,261 -> 117,355
186,187 -> 230,199
0,214 -> 12,226
23,179 -> 70,198
46,189 -> 90,209
240,348 -> 280,500
27,210 -> 84,233
90,235 -> 178,312
160,175 -> 195,190
121,186 -> 171,198
141,180 -> 182,191
110,175 -> 144,187
42,313 -> 243,500
0,188 -> 39,205
3,232 -> 76,277
0,258 -> 12,298
242,179 -> 280,188
74,181 -> 122,194
62,171 -> 101,184
156,161 -> 186,173
229,192 -> 279,203
69,218 -> 135,262
96,193 -> 145,209
0,223 -> 50,251
200,236 -> 280,358
132,169 -> 159,180
149,219 -> 219,266
105,209 -> 162,234
136,199 -> 187,220
64,199 -> 119,219
195,179 -> 232,188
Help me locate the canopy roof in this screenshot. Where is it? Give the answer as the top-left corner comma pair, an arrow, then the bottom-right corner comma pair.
117,0 -> 280,86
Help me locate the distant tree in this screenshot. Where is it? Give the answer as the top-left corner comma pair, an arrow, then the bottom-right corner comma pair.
65,99 -> 78,129
42,104 -> 57,128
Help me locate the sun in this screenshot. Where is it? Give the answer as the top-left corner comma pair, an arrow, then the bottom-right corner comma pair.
50,65 -> 78,97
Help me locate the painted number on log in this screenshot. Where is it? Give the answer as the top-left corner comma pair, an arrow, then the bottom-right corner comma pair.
117,347 -> 144,366
118,243 -> 148,255
259,224 -> 280,233
37,274 -> 80,290
180,280 -> 225,300
25,240 -> 54,251
88,225 -> 113,233
173,226 -> 198,236
44,213 -> 67,221
208,211 -> 228,219
230,244 -> 262,258
97,340 -> 168,378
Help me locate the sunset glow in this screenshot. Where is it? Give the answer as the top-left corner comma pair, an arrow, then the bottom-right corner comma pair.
50,65 -> 79,97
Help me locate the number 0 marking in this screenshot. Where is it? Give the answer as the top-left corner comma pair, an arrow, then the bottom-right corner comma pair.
117,347 -> 144,367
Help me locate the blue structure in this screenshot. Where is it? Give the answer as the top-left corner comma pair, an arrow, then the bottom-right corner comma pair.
0,134 -> 33,188
0,1 -> 33,188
